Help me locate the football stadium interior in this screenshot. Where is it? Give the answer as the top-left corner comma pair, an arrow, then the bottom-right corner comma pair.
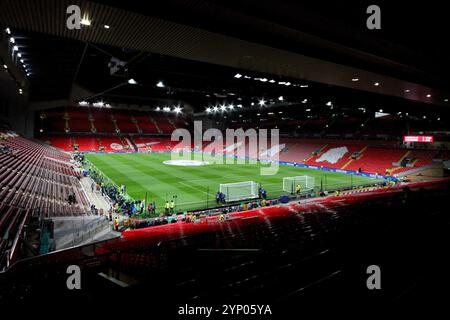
1,0 -> 450,313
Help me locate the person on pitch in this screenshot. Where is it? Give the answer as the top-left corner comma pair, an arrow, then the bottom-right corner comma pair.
216,191 -> 221,205
165,201 -> 170,215
170,200 -> 175,214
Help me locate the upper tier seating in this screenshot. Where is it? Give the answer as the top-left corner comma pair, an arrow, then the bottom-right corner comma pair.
134,112 -> 159,134
231,113 -> 450,139
151,113 -> 176,134
39,136 -> 73,151
168,115 -> 189,131
68,109 -> 91,132
113,112 -> 138,134
39,107 -> 188,135
4,178 -> 448,301
92,110 -> 116,133
72,136 -> 100,151
38,108 -> 66,133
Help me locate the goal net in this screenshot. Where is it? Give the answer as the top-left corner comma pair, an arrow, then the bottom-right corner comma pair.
283,176 -> 315,194
220,181 -> 259,202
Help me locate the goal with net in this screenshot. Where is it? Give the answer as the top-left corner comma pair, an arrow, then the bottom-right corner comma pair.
283,176 -> 315,194
219,181 -> 259,202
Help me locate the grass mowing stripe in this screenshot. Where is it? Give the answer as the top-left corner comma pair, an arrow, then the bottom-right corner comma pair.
92,154 -> 213,207
121,154 -> 215,203
106,155 -> 196,204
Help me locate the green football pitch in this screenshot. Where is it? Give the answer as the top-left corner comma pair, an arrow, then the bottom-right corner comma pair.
85,153 -> 381,214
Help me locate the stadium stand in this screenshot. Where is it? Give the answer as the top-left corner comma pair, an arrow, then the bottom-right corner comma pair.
72,136 -> 100,152
36,107 -> 449,179
389,149 -> 437,174
113,111 -> 138,134
88,110 -> 108,133
2,178 -> 449,306
345,147 -> 411,174
39,135 -> 72,150
232,113 -> 450,140
68,108 -> 92,132
37,107 -> 188,135
135,112 -> 160,134
38,129 -> 449,175
152,112 -> 176,134
0,129 -> 94,270
304,142 -> 366,169
38,108 -> 67,133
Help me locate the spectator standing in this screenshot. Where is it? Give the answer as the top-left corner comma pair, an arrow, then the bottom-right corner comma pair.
216,191 -> 221,204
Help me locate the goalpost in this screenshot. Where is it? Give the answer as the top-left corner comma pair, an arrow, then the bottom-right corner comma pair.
220,181 -> 259,202
283,176 -> 315,194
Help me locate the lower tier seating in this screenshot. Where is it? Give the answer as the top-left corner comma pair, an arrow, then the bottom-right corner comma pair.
1,130 -> 90,217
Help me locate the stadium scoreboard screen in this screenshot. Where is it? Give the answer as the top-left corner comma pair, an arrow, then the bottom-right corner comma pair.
403,135 -> 434,143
